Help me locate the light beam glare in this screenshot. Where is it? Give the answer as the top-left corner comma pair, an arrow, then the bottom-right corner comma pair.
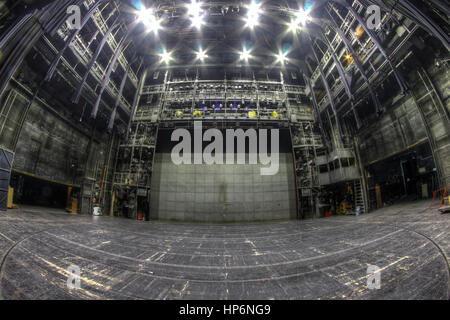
137,6 -> 161,33
245,0 -> 261,29
188,0 -> 205,30
196,48 -> 208,61
160,49 -> 172,64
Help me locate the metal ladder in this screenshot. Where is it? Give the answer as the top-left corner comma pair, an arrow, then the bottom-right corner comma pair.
354,179 -> 366,214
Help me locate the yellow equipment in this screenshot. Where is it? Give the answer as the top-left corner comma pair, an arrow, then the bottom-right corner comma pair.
175,110 -> 183,118
338,201 -> 348,215
248,110 -> 257,118
193,110 -> 203,117
272,111 -> 279,119
7,187 -> 13,209
69,199 -> 78,214
376,184 -> 382,208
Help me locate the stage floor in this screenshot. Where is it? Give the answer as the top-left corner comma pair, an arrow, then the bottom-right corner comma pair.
0,201 -> 448,300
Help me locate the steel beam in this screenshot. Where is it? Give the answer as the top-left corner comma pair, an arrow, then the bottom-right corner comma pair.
44,0 -> 106,82
342,1 -> 409,95
72,21 -> 121,104
327,9 -> 384,115
306,77 -> 329,149
91,28 -> 133,119
317,34 -> 362,129
125,69 -> 148,142
310,42 -> 344,142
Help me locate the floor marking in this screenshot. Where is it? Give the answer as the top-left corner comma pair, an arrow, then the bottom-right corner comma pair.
44,229 -> 404,270
38,257 -> 112,291
0,232 -> 14,243
344,256 -> 410,286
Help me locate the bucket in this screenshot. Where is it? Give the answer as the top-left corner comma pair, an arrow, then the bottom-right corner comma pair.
93,206 -> 102,216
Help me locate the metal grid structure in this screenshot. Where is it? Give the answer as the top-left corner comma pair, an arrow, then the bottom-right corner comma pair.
112,67 -> 325,218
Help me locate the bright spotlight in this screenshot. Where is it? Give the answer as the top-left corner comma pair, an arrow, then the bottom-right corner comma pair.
288,19 -> 299,33
295,9 -> 310,25
159,49 -> 172,64
240,48 -> 251,61
245,0 -> 261,29
191,14 -> 205,29
196,48 -> 208,61
188,0 -> 205,30
187,0 -> 202,16
138,6 -> 161,33
276,52 -> 288,64
288,9 -> 310,33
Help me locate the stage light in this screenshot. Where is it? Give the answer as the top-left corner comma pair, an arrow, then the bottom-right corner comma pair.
196,48 -> 208,61
159,49 -> 172,64
240,48 -> 251,61
276,51 -> 288,64
288,19 -> 299,33
245,0 -> 261,29
187,0 -> 202,16
295,9 -> 310,25
191,14 -> 204,29
187,0 -> 205,30
288,9 -> 310,33
138,6 -> 161,33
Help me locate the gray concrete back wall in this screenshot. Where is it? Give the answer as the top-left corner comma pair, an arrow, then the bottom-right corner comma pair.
150,153 -> 297,222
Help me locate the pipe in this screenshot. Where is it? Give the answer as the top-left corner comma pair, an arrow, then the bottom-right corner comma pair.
44,0 -> 106,81
327,9 -> 384,115
310,43 -> 344,142
400,0 -> 450,51
318,34 -> 362,129
360,0 -> 449,51
91,32 -> 132,119
344,2 -> 409,94
125,69 -> 148,142
72,21 -> 121,104
306,76 -> 329,149
0,15 -> 43,99
108,59 -> 132,132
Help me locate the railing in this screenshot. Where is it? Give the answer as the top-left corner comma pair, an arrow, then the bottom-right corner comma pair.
429,186 -> 449,209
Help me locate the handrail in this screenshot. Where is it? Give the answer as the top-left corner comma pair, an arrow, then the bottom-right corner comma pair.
429,186 -> 449,209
